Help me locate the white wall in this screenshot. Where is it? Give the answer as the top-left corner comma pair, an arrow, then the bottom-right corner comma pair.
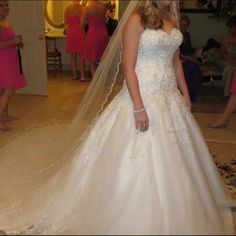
187,13 -> 229,48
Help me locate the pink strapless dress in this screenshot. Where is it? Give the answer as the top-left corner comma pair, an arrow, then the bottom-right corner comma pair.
230,75 -> 236,95
0,27 -> 27,89
83,16 -> 109,63
66,15 -> 84,54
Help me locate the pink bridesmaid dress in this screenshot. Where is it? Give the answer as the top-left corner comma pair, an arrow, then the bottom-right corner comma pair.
83,16 -> 109,63
0,27 -> 27,89
66,15 -> 84,54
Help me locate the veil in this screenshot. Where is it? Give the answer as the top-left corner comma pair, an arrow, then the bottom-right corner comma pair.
0,0 -> 180,234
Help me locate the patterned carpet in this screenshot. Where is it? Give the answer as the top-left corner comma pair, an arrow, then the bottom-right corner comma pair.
208,141 -> 236,200
215,158 -> 236,198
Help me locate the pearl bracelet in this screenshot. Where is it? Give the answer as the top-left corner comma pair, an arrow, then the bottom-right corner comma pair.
133,107 -> 145,114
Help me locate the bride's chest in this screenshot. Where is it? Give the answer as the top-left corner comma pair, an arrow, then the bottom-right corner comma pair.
138,28 -> 183,55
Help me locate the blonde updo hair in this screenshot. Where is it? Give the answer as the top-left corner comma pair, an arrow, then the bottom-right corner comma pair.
135,1 -> 163,30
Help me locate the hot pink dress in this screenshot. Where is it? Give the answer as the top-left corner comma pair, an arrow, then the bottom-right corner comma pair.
0,27 -> 27,89
66,15 -> 84,54
230,76 -> 236,95
83,16 -> 109,63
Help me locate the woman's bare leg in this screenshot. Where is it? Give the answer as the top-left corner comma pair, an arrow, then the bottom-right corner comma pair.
0,89 -> 14,130
90,62 -> 97,78
3,90 -> 18,121
71,53 -> 78,80
79,53 -> 86,79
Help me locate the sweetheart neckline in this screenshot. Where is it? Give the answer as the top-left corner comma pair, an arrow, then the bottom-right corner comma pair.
143,27 -> 179,37
159,27 -> 178,36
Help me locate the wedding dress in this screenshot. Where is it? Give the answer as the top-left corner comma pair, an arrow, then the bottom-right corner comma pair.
0,25 -> 234,235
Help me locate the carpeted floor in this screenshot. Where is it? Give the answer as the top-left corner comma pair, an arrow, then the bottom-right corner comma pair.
216,159 -> 236,198
208,141 -> 236,201
192,84 -> 236,113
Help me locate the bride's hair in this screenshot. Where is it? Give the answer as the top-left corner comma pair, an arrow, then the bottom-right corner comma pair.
135,1 -> 163,30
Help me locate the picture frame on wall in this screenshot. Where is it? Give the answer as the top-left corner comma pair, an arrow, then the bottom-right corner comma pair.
180,0 -> 222,13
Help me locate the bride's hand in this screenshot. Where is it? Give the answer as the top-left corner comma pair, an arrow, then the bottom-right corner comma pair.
183,94 -> 192,110
134,110 -> 149,132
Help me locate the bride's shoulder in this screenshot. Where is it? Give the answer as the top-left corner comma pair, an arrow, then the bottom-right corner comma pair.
127,12 -> 141,24
124,12 -> 143,32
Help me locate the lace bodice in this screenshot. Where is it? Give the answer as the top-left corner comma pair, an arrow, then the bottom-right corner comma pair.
126,28 -> 183,95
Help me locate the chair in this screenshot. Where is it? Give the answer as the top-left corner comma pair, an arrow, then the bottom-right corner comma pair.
45,36 -> 62,76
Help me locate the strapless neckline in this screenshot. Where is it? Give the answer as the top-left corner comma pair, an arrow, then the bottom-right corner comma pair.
159,27 -> 178,36
144,27 -> 179,37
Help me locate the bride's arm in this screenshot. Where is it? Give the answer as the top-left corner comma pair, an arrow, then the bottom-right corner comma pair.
122,13 -> 143,110
122,13 -> 149,132
173,49 -> 192,109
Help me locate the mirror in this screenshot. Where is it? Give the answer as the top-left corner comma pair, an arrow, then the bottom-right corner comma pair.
44,0 -> 69,29
180,0 -> 222,13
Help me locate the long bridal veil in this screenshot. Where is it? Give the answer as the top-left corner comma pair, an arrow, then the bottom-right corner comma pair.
0,0 -> 142,233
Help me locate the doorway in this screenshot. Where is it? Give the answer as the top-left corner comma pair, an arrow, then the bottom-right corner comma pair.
9,0 -> 48,95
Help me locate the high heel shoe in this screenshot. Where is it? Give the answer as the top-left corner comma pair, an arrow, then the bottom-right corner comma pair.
4,116 -> 18,122
80,77 -> 91,82
0,230 -> 7,235
72,75 -> 79,80
207,121 -> 228,129
0,126 -> 11,131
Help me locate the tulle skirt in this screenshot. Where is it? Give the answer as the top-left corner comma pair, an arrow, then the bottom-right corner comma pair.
0,88 -> 234,235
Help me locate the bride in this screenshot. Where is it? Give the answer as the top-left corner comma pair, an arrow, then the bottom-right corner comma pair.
0,0 -> 234,234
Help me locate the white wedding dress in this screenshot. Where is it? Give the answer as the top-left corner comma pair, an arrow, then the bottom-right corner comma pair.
0,28 -> 234,235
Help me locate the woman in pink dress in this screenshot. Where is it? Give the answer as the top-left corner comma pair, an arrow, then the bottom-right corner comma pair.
81,0 -> 115,77
64,0 -> 86,80
0,0 -> 27,131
